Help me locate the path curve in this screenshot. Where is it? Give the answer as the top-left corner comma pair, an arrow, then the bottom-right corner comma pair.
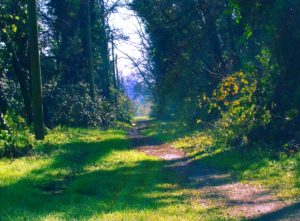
129,120 -> 299,220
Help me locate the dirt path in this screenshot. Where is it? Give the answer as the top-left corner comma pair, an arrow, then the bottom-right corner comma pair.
129,121 -> 298,220
129,120 -> 185,160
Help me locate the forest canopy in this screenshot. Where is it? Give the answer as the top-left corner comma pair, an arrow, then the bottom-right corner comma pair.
131,0 -> 300,148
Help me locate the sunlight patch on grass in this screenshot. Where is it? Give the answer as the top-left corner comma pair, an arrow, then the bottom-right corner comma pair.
133,116 -> 152,121
172,132 -> 214,154
142,121 -> 192,143
0,127 -> 204,220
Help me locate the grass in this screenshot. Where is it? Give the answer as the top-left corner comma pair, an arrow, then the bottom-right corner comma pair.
0,127 -> 204,221
142,120 -> 300,201
2,120 -> 299,220
133,116 -> 153,121
142,120 -> 193,143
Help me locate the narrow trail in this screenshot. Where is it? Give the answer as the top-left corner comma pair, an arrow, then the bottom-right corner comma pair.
129,120 -> 185,160
129,120 -> 299,220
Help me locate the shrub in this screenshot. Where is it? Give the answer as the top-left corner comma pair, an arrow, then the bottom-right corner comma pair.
115,92 -> 134,123
44,82 -> 115,128
199,72 -> 272,146
0,111 -> 34,157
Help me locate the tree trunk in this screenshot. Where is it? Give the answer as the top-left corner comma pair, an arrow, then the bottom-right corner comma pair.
111,34 -> 118,103
28,0 -> 45,140
99,0 -> 111,100
81,0 -> 95,99
0,22 -> 33,125
115,55 -> 120,90
12,56 -> 33,125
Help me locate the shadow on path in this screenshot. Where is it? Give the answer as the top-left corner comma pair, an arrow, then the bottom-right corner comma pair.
250,202 -> 300,221
131,120 -> 300,220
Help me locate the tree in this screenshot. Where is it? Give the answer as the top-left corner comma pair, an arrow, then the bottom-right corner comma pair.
0,0 -> 33,124
99,0 -> 111,100
81,0 -> 95,99
28,0 -> 44,140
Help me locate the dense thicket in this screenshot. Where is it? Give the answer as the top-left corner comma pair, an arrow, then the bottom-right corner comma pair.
0,0 -> 133,155
132,0 -> 300,146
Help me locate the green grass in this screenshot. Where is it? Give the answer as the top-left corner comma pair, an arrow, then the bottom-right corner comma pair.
3,121 -> 298,220
142,120 -> 193,143
196,148 -> 300,199
133,116 -> 152,121
143,120 -> 300,201
0,127 -> 204,221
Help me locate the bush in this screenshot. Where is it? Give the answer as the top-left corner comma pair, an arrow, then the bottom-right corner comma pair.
0,111 -> 34,157
199,71 -> 272,146
44,82 -> 115,128
115,92 -> 134,123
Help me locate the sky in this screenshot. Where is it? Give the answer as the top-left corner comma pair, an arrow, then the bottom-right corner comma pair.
108,4 -> 144,78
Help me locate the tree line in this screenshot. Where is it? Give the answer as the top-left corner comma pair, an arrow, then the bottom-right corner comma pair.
0,0 -> 132,155
131,0 -> 300,148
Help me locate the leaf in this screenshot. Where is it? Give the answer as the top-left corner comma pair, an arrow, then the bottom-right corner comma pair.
12,24 -> 17,33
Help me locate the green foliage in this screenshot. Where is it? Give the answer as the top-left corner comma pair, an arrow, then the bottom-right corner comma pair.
0,111 -> 34,157
132,0 -> 300,146
0,71 -> 25,114
44,82 -> 115,128
115,92 -> 135,123
172,132 -> 213,155
200,71 -> 271,144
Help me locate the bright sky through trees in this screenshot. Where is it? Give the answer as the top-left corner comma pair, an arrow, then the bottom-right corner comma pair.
109,3 -> 144,77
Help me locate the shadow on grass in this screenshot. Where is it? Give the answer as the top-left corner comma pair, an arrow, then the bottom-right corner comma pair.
139,120 -> 300,219
0,136 -> 185,220
142,120 -> 194,143
250,202 -> 300,220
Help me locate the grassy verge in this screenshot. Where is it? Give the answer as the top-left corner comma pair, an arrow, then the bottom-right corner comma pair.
133,116 -> 153,121
0,127 -> 203,221
142,120 -> 193,142
142,120 -> 300,201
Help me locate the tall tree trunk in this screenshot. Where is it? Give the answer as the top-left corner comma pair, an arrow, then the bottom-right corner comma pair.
12,55 -> 33,125
99,0 -> 111,100
28,0 -> 45,140
115,55 -> 120,90
111,34 -> 118,103
81,0 -> 95,99
0,22 -> 33,124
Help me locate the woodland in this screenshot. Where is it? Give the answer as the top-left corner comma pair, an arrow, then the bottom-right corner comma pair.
0,0 -> 300,220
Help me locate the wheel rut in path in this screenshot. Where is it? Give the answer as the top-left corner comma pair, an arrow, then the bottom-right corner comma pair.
128,121 -> 299,220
